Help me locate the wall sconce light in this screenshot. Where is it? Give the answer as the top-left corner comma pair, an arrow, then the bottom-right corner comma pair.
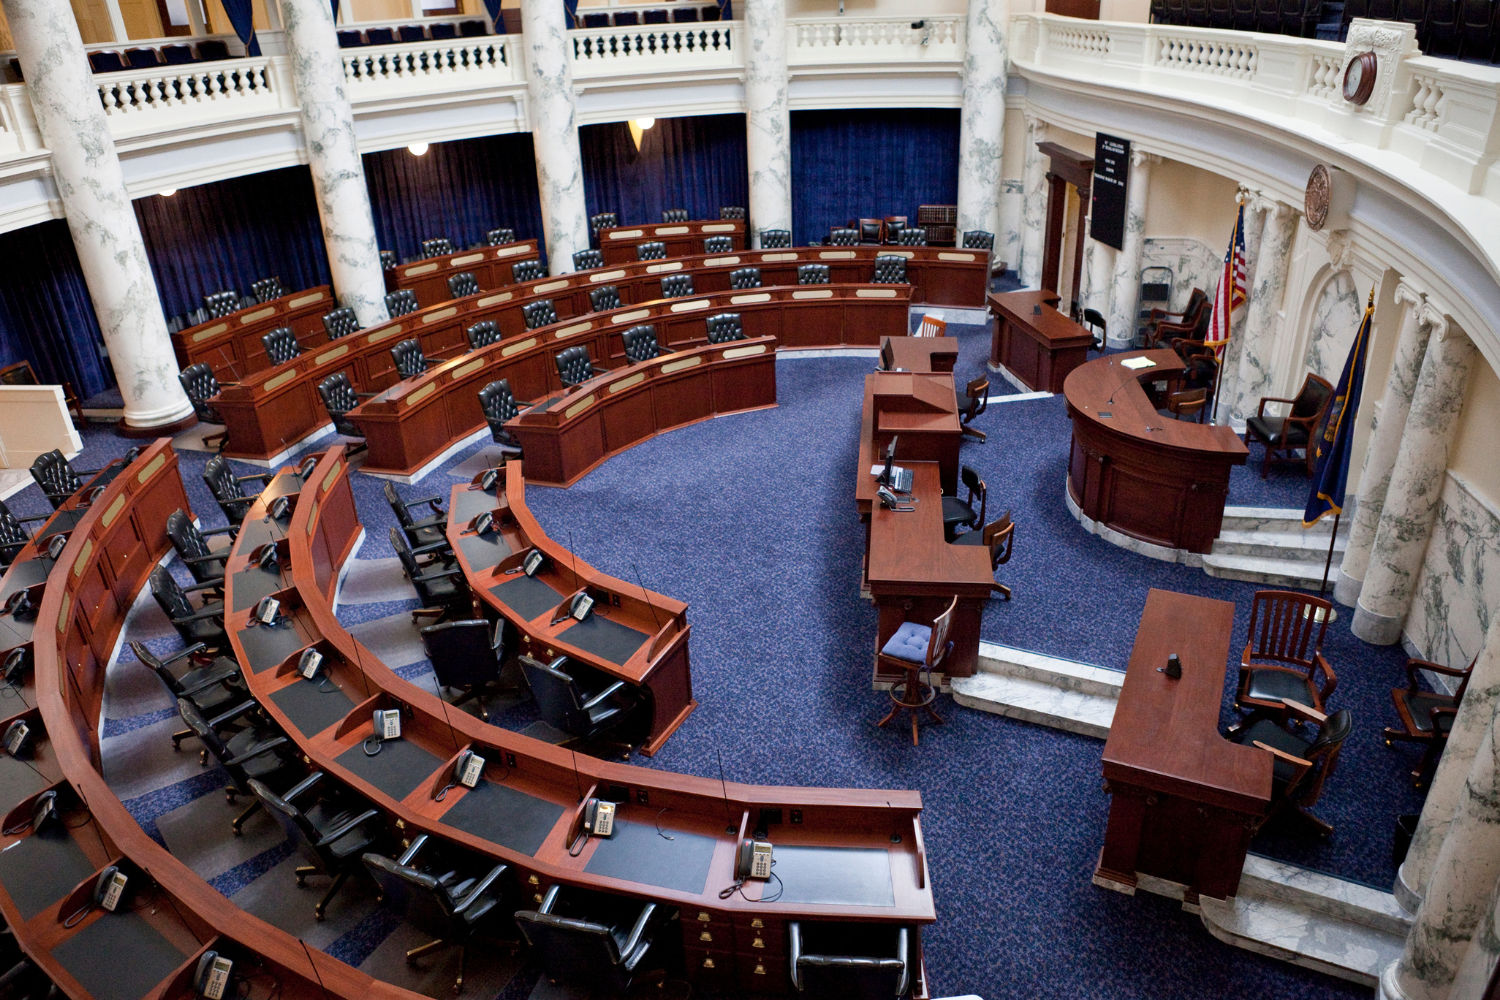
628,118 -> 655,151
408,142 -> 429,156
158,189 -> 176,197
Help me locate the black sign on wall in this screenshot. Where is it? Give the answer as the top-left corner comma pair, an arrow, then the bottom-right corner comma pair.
1091,133 -> 1131,252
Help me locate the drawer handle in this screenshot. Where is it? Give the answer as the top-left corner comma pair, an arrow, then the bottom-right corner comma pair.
697,911 -> 712,922
533,893 -> 543,903
752,937 -> 765,949
702,958 -> 715,970
528,875 -> 539,886
699,931 -> 712,943
753,964 -> 767,976
750,918 -> 764,929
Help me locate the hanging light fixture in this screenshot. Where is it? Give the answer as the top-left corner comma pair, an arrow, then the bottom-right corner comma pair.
628,118 -> 655,152
408,142 -> 429,156
158,188 -> 177,197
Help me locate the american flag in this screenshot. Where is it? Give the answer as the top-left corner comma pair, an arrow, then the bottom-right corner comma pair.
1202,203 -> 1247,363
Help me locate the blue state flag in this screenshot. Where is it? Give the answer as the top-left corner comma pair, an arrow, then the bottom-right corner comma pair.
1303,290 -> 1374,527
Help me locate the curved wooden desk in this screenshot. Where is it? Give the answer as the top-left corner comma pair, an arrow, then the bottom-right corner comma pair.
1063,350 -> 1248,555
385,239 -> 541,306
597,220 -> 746,264
171,286 -> 335,380
221,447 -> 935,997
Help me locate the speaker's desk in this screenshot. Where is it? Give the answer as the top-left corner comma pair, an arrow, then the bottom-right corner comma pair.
987,289 -> 1092,393
1063,350 -> 1248,555
385,239 -> 542,305
854,372 -> 962,511
597,220 -> 746,264
884,336 -> 958,374
1095,588 -> 1271,903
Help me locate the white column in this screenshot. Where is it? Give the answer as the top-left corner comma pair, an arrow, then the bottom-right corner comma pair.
1451,872 -> 1500,1000
1083,238 -> 1113,319
520,0 -> 590,274
1018,115 -> 1048,290
1104,149 -> 1156,350
1228,198 -> 1298,422
281,0 -> 388,325
186,0 -> 206,38
3,0 -> 193,429
1336,281 -> 1432,608
1354,322 -> 1477,645
956,0 -> 1008,244
101,0 -> 127,42
744,0 -> 790,247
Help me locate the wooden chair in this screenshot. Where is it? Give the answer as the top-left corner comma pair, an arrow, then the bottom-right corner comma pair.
877,596 -> 956,746
1231,700 -> 1352,837
1245,372 -> 1334,479
953,513 -> 1015,600
1166,387 -> 1208,423
1235,590 -> 1337,720
915,315 -> 947,338
958,376 -> 988,442
1143,289 -> 1208,348
1384,654 -> 1476,787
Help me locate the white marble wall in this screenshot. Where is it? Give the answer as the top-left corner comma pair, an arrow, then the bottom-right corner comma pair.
745,0 -> 791,246
520,0 -> 590,274
1140,237 -> 1220,314
1404,472 -> 1500,669
1018,116 -> 1047,289
282,0 -> 388,325
956,0 -> 1008,243
999,178 -> 1024,272
1304,270 -> 1364,380
2,0 -> 193,428
1228,202 -> 1298,423
1104,149 -> 1154,349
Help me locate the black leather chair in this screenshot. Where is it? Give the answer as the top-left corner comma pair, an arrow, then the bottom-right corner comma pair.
856,219 -> 884,244
398,24 -> 426,41
150,564 -> 227,651
458,18 -> 487,35
621,325 -> 668,364
661,208 -> 690,223
0,501 -> 47,569
383,482 -> 446,550
385,290 -> 420,317
178,696 -> 299,833
317,372 -> 373,456
178,363 -> 228,451
789,922 -> 911,1000
430,21 -> 458,37
486,228 -> 516,246
467,320 -> 501,350
942,466 -> 986,542
556,346 -> 607,387
365,26 -> 395,44
262,326 -> 302,366
132,639 -> 242,746
423,237 -> 455,258
897,227 -> 927,246
515,885 -> 671,994
518,655 -> 637,753
872,255 -> 907,284
573,249 -> 604,270
202,455 -> 272,525
636,242 -> 667,261
362,846 -> 517,994
730,267 -> 762,289
380,250 -> 397,270
706,313 -> 744,344
29,450 -> 86,510
1230,704 -> 1353,836
1460,0 -> 1493,59
589,285 -> 622,312
323,307 -> 360,340
196,39 -> 230,58
391,527 -> 470,623
643,8 -> 669,22
513,259 -> 547,283
251,277 -> 286,303
203,291 -> 240,318
589,213 -> 619,241
798,264 -> 830,285
613,11 -> 640,24
703,235 -> 734,253
421,619 -> 512,719
448,272 -> 481,299
391,339 -> 428,379
162,43 -> 196,64
759,229 -> 791,248
720,206 -> 746,219
337,30 -> 364,47
883,222 -> 906,245
1245,373 -> 1334,478
962,230 -> 995,250
251,772 -> 384,919
1185,0 -> 1209,25
660,274 -> 694,299
828,228 -> 859,246
1427,0 -> 1461,54
478,379 -> 527,459
1255,0 -> 1281,31
1231,0 -> 1257,28
522,300 -> 558,330
166,509 -> 233,586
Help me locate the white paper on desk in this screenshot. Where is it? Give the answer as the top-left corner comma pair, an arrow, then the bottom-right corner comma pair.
871,464 -> 885,476
1120,356 -> 1157,370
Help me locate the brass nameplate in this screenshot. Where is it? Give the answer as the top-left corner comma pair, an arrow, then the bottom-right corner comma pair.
793,289 -> 834,299
722,344 -> 768,359
422,306 -> 458,324
263,370 -> 298,392
760,253 -> 798,262
73,537 -> 93,578
239,307 -> 275,323
607,229 -> 645,239
306,500 -> 319,536
731,293 -> 771,304
856,288 -> 899,298
191,323 -> 229,343
703,223 -> 737,232
452,253 -> 484,266
501,337 -> 536,357
939,252 -> 977,262
478,292 -> 513,307
590,270 -> 627,283
655,226 -> 689,235
704,256 -> 740,266
452,358 -> 485,379
609,372 -> 645,393
818,251 -> 856,260
316,345 -> 349,365
322,459 -> 343,493
661,356 -> 703,374
564,394 -> 595,418
646,262 -> 683,273
670,300 -> 708,312
612,309 -> 651,324
555,321 -> 592,338
405,263 -> 440,275
406,383 -> 437,406
136,453 -> 166,483
536,279 -> 569,294
492,243 -> 528,258
289,291 -> 325,308
101,495 -> 126,528
366,325 -> 402,344
56,592 -> 70,635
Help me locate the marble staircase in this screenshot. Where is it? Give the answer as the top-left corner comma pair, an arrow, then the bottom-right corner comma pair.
1201,506 -> 1350,590
950,642 -> 1120,738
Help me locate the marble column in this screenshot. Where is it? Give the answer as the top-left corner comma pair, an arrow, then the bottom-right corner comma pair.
1018,115 -> 1048,290
1335,282 -> 1433,608
281,0 -> 388,325
2,0 -> 193,429
1399,614 -> 1500,912
956,0 -> 1008,244
520,0 -> 590,273
1212,190 -> 1265,424
744,0 -> 790,247
1228,198 -> 1298,422
1450,872 -> 1500,1000
1353,323 -> 1477,645
1381,697 -> 1500,1000
1104,149 -> 1156,350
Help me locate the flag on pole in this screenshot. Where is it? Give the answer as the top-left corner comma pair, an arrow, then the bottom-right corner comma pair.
1202,203 -> 1247,364
1303,289 -> 1374,528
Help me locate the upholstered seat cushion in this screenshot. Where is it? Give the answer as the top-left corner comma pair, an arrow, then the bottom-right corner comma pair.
1238,718 -> 1310,788
951,528 -> 985,546
1398,690 -> 1456,734
942,496 -> 977,527
1246,415 -> 1309,448
1245,667 -> 1314,705
880,621 -> 931,664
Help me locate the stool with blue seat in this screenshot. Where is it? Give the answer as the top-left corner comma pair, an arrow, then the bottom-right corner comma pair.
876,596 -> 956,746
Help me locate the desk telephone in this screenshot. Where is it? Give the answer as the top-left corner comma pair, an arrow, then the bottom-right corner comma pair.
298,648 -> 324,681
2,647 -> 28,687
268,496 -> 291,522
193,952 -> 234,1000
453,750 -> 485,788
736,838 -> 773,880
253,596 -> 283,627
479,467 -> 503,492
2,588 -> 37,623
582,798 -> 616,837
3,720 -> 31,758
524,549 -> 546,577
552,591 -> 594,625
471,510 -> 495,535
374,708 -> 402,741
877,487 -> 914,512
92,865 -> 128,912
256,543 -> 279,571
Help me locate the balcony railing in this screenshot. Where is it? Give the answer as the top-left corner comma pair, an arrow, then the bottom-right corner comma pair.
569,21 -> 737,77
341,35 -> 517,92
94,57 -> 278,121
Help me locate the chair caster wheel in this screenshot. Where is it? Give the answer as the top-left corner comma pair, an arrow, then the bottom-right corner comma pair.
1385,739 -> 1393,747
314,907 -> 326,921
296,876 -> 306,887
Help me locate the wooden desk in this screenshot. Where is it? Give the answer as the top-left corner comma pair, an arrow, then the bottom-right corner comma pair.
884,336 -> 958,374
1064,350 -> 1248,554
854,372 -> 961,509
1096,589 -> 1271,902
172,285 -> 335,380
385,239 -> 542,305
987,289 -> 1092,393
866,463 -> 994,682
508,337 -> 778,487
597,220 -> 746,264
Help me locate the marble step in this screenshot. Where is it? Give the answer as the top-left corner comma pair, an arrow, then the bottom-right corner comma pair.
1237,855 -> 1411,937
1211,529 -> 1349,564
1200,551 -> 1339,590
1221,506 -> 1350,539
950,643 -> 1121,739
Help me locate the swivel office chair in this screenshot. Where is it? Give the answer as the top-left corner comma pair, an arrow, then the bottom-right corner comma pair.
466,320 -> 501,351
827,228 -> 858,247
518,654 -> 637,757
178,697 -> 299,833
659,274 -> 694,299
29,450 -> 106,510
729,267 -> 762,290
178,363 -> 229,452
380,250 -> 397,270
322,307 -> 360,340
165,509 -> 234,586
941,466 -> 986,541
720,206 -> 746,219
486,228 -> 516,247
1230,703 -> 1352,836
951,513 -> 1015,601
391,527 -> 470,623
621,325 -> 668,364
149,564 -> 227,651
797,264 -> 830,285
703,235 -> 734,254
588,285 -> 621,312
385,290 -> 420,318
251,276 -> 286,303
391,339 -> 429,379
1234,590 -> 1337,720
872,255 -> 908,284
447,272 -> 480,299
661,208 -> 690,223
789,921 -> 911,1000
589,213 -> 619,241
132,640 -> 243,750
203,290 -> 241,318
636,242 -> 667,261
317,371 -> 374,454
573,249 -> 604,271
759,229 -> 791,248
261,326 -> 302,367
250,773 -> 384,919
522,299 -> 558,331
384,481 -> 448,550
957,376 -> 989,442
202,455 -> 273,525
514,884 -> 672,994
512,259 -> 547,283
422,237 -> 455,258
555,346 -> 607,387
420,618 -> 514,719
705,313 -> 744,344
962,230 -> 995,250
477,380 -> 527,460
897,227 -> 927,246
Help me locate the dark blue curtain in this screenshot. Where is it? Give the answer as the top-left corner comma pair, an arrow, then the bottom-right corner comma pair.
134,165 -> 330,320
363,132 -> 544,265
0,220 -> 113,398
482,0 -> 504,30
790,108 -> 960,247
580,114 -> 747,227
564,0 -> 578,27
217,0 -> 260,56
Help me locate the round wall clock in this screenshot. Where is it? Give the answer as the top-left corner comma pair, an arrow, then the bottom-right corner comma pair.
1305,164 -> 1331,231
1343,51 -> 1378,106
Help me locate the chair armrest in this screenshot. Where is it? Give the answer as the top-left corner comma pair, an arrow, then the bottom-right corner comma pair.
1431,706 -> 1458,731
537,884 -> 561,914
788,923 -> 803,992
1255,395 -> 1298,418
224,735 -> 289,767
182,580 -> 224,594
315,807 -> 381,846
1282,698 -> 1327,725
283,771 -> 325,804
453,862 -> 509,914
199,525 -> 239,537
355,391 -> 379,399
206,699 -> 260,730
178,665 -> 241,696
1313,651 -> 1338,702
409,538 -> 451,556
1253,740 -> 1314,779
233,472 -> 275,485
157,642 -> 208,666
415,566 -> 465,584
618,902 -> 659,969
581,680 -> 627,711
400,496 -> 443,511
396,833 -> 429,866
173,607 -> 225,624
1408,658 -> 1471,679
180,553 -> 226,565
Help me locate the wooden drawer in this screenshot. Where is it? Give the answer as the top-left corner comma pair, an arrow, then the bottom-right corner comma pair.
733,919 -> 784,954
520,873 -> 550,908
683,947 -> 735,989
737,953 -> 786,994
685,906 -> 731,933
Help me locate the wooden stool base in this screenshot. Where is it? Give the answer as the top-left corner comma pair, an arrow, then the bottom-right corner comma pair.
878,667 -> 944,746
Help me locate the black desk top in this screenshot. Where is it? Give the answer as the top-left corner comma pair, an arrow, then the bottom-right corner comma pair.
238,622 -> 309,674
269,677 -> 355,737
457,532 -> 512,572
231,563 -> 288,613
439,777 -> 564,857
0,830 -> 97,920
336,737 -> 441,801
584,817 -> 717,895
771,846 -> 895,907
489,575 -> 562,623
51,910 -> 190,1000
558,615 -> 648,666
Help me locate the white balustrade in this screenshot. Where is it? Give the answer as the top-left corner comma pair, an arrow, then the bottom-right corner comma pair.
94,57 -> 278,120
1154,33 -> 1258,77
1047,23 -> 1111,58
788,15 -> 963,64
342,36 -> 516,90
569,22 -> 737,76
1308,52 -> 1344,100
1406,71 -> 1446,130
